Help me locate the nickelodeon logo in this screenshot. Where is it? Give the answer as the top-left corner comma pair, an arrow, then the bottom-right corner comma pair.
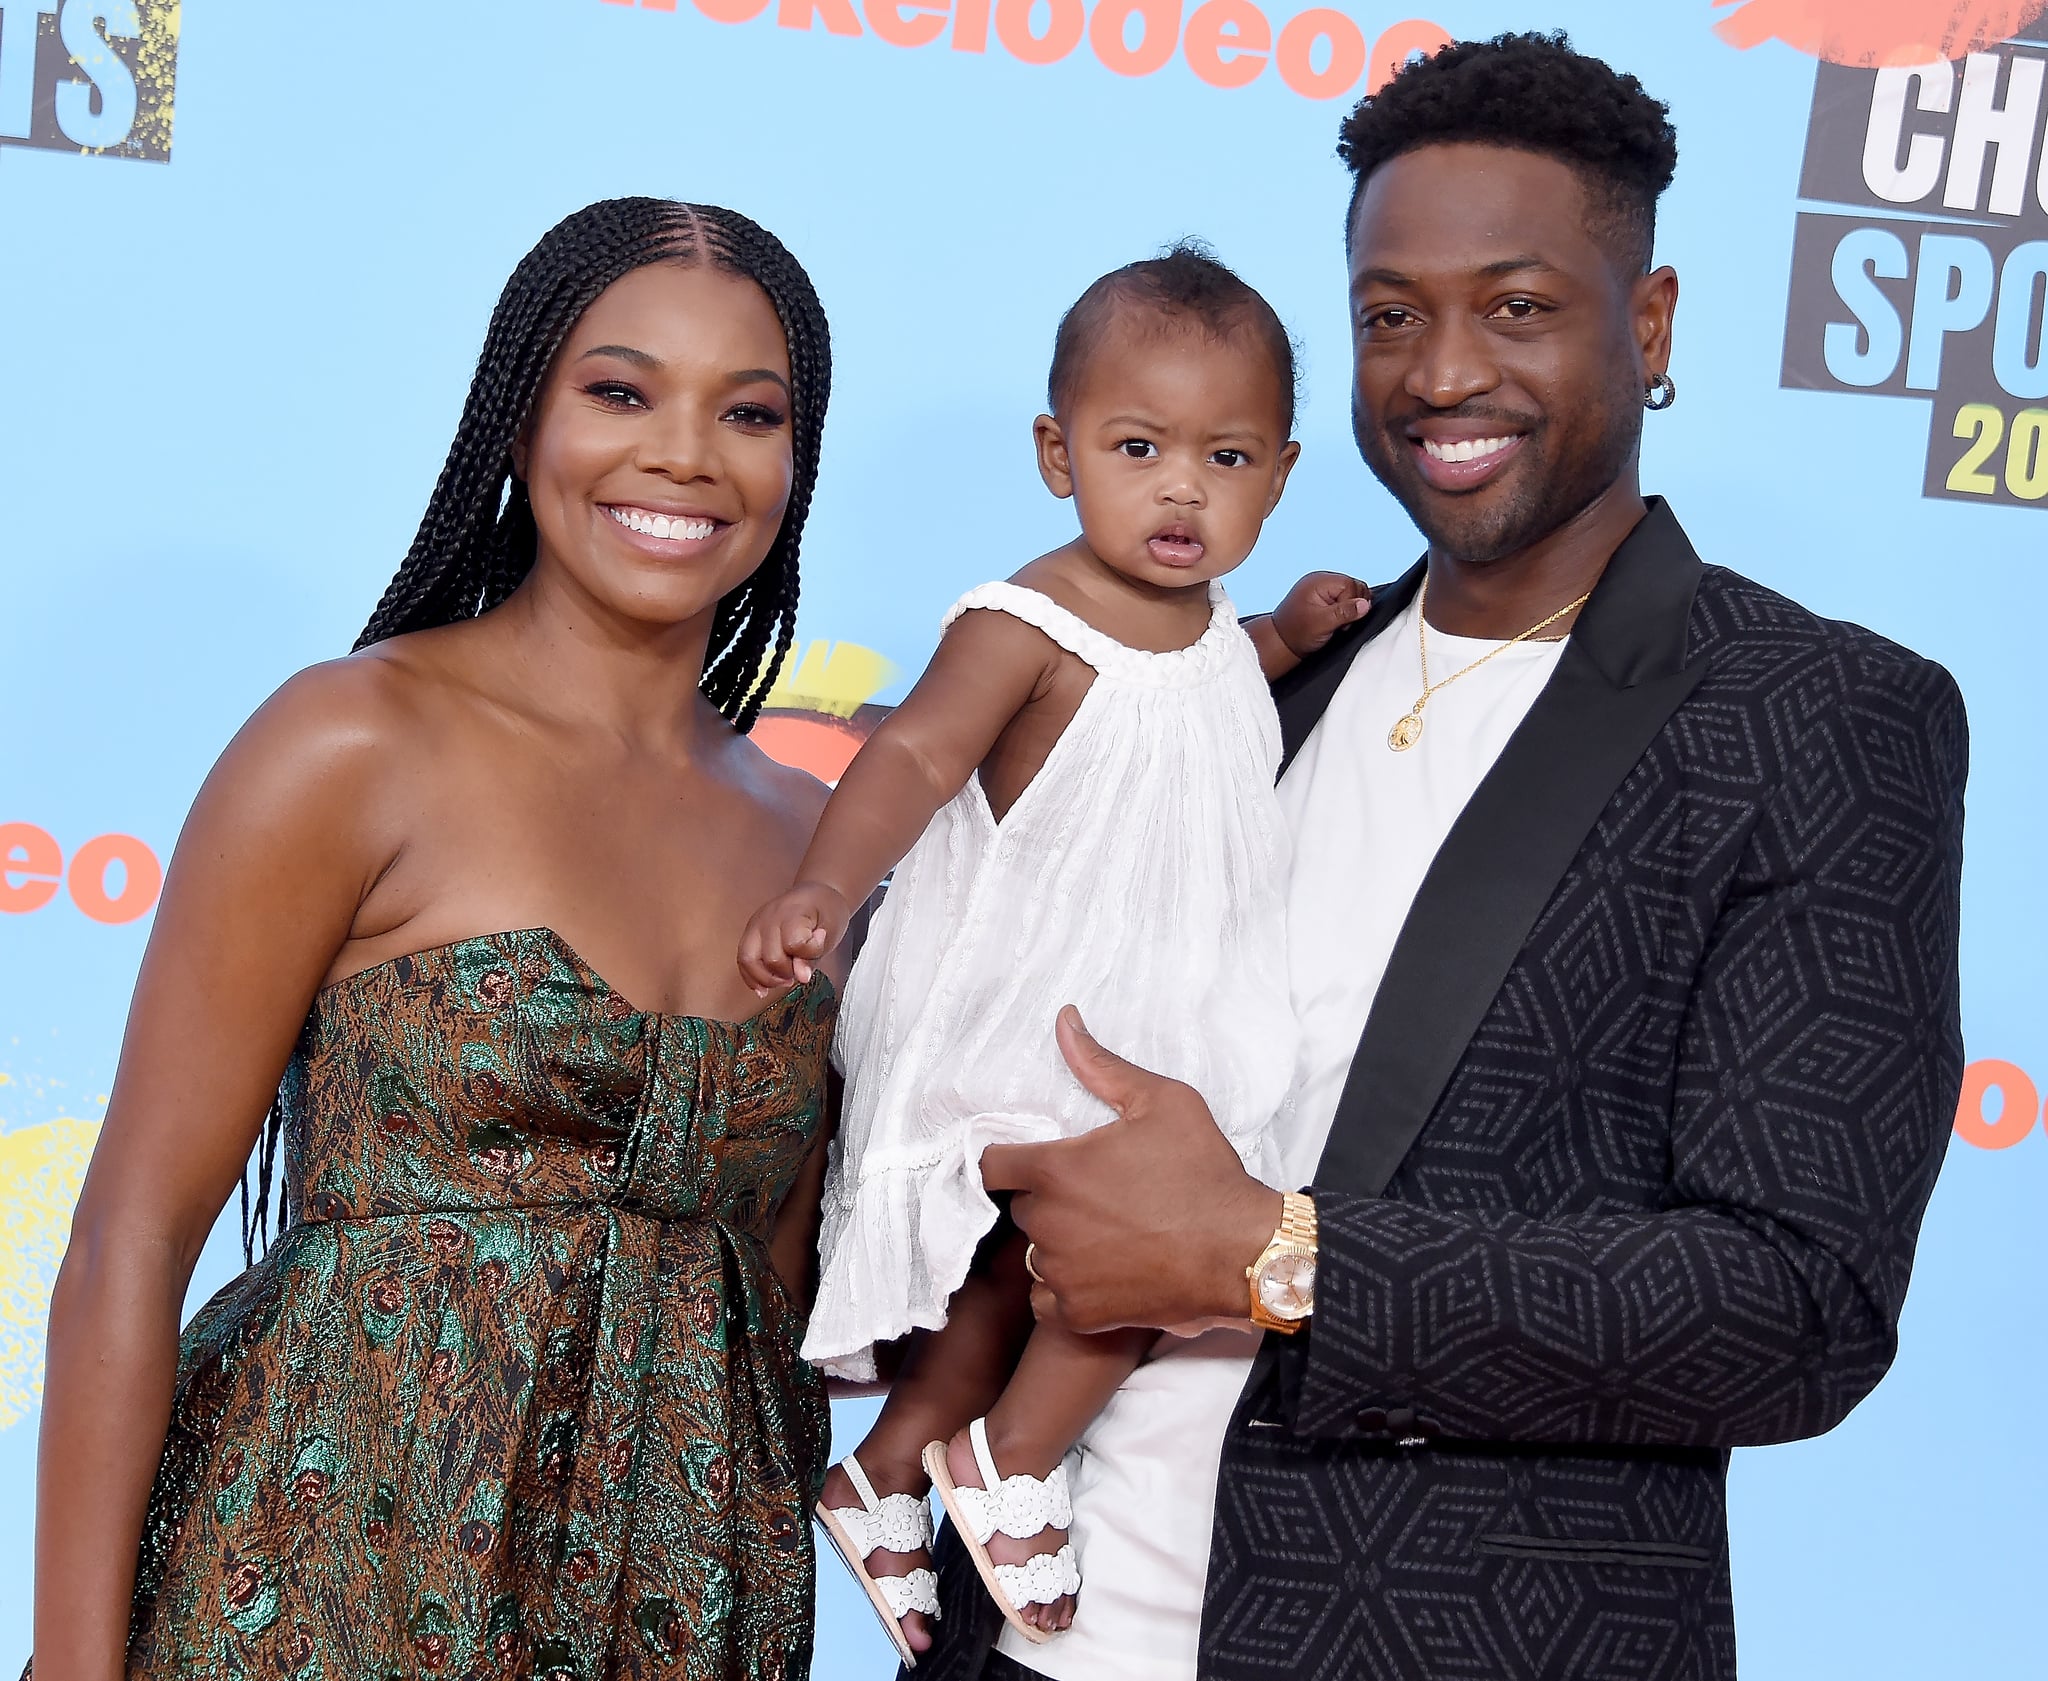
0,1 -> 176,161
0,823 -> 161,923
1715,0 -> 2048,65
603,0 -> 1450,102
1954,1058 -> 2048,1150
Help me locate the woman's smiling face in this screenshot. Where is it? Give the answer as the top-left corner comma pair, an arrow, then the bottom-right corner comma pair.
517,260 -> 795,633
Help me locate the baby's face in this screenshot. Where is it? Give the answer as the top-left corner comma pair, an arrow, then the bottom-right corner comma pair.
1040,315 -> 1297,591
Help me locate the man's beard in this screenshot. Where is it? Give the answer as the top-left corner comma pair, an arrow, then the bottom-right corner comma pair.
1354,381 -> 1643,566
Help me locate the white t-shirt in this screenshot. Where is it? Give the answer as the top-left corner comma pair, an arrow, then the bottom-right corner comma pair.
1004,593 -> 1569,1680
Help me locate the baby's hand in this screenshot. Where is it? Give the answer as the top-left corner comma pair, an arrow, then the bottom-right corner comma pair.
738,883 -> 853,996
1273,571 -> 1372,659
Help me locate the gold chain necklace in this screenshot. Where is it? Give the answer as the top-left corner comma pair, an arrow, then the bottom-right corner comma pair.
1387,577 -> 1592,752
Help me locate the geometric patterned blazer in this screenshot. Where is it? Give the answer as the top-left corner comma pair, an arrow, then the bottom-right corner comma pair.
910,499 -> 1969,1681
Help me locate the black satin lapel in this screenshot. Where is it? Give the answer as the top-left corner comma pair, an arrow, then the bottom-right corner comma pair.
1313,499 -> 1708,1197
1315,649 -> 1705,1195
1274,560 -> 1425,775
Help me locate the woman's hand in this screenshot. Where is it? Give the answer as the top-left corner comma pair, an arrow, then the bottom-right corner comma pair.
737,881 -> 853,995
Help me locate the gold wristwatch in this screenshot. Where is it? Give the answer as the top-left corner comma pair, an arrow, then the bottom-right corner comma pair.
1246,1191 -> 1318,1332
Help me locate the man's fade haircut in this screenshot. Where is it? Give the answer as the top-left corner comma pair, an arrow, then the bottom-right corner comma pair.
1048,240 -> 1299,433
1337,32 -> 1678,276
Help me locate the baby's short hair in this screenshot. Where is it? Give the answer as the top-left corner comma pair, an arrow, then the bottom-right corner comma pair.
1338,32 -> 1678,276
1048,240 -> 1299,433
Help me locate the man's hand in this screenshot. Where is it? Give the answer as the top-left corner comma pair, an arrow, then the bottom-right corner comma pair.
980,1007 -> 1284,1334
737,881 -> 852,995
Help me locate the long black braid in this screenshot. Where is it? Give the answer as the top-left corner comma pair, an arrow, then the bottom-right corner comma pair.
241,199 -> 831,1263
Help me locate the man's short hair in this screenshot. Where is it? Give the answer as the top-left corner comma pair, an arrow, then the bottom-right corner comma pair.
1337,31 -> 1679,275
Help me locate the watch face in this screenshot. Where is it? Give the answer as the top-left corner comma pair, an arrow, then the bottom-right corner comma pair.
1256,1247 -> 1316,1321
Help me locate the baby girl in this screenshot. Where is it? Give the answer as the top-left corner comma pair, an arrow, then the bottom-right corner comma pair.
738,242 -> 1366,1661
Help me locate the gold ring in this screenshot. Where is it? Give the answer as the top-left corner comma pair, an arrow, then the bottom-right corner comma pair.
1024,1242 -> 1045,1285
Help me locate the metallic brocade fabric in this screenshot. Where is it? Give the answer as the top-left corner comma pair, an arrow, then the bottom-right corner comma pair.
93,928 -> 835,1681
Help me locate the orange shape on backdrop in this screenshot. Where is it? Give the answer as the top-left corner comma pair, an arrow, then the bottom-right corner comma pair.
67,834 -> 163,925
751,713 -> 870,783
1953,1059 -> 2041,1149
1712,0 -> 2048,66
0,823 -> 62,915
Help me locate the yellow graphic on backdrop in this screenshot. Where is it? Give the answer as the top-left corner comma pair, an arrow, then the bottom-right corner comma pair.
751,638 -> 897,783
0,1102 -> 99,1429
762,637 -> 894,720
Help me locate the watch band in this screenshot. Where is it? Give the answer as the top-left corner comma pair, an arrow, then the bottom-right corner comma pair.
1277,1190 -> 1318,1251
1247,1191 -> 1319,1331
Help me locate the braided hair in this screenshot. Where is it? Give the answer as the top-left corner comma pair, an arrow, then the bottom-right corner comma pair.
354,196 -> 831,730
244,200 -> 830,1264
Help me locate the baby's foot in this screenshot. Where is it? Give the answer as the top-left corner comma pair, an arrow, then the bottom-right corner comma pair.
820,1459 -> 938,1656
943,1426 -> 1077,1636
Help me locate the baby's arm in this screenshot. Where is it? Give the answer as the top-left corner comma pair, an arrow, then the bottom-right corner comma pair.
1248,570 -> 1373,680
738,608 -> 1062,992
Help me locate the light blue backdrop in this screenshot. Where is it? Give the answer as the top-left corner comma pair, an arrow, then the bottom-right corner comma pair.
2,2 -> 2042,1677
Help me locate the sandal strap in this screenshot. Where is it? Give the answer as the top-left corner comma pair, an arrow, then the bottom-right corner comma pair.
843,1453 -> 885,1512
969,1418 -> 1002,1491
955,1420 -> 1073,1544
875,1568 -> 942,1618
992,1545 -> 1080,1609
827,1456 -> 933,1558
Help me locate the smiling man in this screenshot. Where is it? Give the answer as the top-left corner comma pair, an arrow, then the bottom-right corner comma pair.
913,31 -> 1972,1681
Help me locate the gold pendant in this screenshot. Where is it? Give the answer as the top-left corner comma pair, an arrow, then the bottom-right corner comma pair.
1389,710 -> 1423,751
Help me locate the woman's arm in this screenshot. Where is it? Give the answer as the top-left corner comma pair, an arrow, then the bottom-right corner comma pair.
767,1067 -> 839,1317
33,662 -> 399,1681
738,608 -> 1059,991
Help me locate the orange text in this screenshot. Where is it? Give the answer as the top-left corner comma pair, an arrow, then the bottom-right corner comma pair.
1954,1058 -> 2045,1150
603,0 -> 1449,101
0,822 -> 162,925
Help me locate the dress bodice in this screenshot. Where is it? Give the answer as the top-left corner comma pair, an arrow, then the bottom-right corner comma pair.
114,926 -> 837,1681
283,927 -> 834,1237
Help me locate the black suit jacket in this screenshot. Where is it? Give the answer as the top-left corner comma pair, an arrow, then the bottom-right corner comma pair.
907,502 -> 1968,1681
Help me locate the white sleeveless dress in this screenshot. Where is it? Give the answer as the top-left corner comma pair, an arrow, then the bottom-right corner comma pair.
802,580 -> 1298,1381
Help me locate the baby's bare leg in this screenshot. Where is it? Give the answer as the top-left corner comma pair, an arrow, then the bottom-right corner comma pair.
944,1317 -> 1154,1635
985,1319 -> 1153,1478
853,1224 -> 1036,1479
826,1224 -> 1035,1654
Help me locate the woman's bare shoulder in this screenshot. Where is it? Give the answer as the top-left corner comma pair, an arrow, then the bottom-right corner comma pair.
233,646 -> 438,767
191,643 -> 462,860
723,725 -> 833,833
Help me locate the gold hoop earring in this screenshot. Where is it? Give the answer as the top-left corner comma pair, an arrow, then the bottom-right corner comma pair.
1645,372 -> 1677,411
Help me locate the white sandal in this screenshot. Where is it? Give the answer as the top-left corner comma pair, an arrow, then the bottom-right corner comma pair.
923,1418 -> 1080,1646
815,1454 -> 940,1667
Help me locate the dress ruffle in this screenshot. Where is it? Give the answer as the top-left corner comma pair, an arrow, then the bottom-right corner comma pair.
807,584 -> 1297,1373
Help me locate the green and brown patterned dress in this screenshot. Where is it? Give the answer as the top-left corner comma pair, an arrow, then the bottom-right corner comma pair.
116,928 -> 835,1681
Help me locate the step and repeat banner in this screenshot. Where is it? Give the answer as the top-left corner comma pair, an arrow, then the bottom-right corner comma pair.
2,1 -> 2044,1676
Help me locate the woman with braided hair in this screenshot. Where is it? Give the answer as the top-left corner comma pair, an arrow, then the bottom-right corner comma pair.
28,198 -> 841,1681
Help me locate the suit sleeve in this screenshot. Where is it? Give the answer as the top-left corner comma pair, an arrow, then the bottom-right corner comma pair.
1273,655 -> 1969,1450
